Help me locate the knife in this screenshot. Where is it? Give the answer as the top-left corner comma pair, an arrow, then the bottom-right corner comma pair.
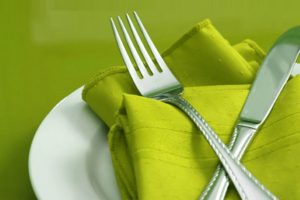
199,26 -> 300,200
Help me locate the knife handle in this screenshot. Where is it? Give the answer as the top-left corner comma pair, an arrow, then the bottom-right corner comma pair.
162,95 -> 277,200
199,125 -> 258,200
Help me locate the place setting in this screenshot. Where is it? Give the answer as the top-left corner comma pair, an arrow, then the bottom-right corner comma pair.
29,11 -> 300,200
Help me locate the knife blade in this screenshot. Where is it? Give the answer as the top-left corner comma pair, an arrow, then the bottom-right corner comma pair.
199,26 -> 300,200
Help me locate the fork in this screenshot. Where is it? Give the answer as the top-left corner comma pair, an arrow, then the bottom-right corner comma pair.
110,12 -> 277,200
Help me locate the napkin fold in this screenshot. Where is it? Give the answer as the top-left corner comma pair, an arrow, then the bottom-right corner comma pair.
83,19 -> 300,199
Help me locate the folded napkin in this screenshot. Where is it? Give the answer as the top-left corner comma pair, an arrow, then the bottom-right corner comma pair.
83,19 -> 300,199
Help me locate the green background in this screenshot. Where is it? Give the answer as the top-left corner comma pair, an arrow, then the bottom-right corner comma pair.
0,0 -> 300,199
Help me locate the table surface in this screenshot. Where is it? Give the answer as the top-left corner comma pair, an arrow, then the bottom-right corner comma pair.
1,0 -> 300,199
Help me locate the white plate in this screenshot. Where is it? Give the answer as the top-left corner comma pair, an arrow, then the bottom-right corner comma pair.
29,63 -> 300,200
29,87 -> 121,200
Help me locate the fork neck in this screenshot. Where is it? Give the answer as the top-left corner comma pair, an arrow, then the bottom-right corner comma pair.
152,87 -> 184,100
154,87 -> 183,101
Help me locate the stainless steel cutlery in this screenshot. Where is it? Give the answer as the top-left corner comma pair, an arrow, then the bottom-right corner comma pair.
111,12 -> 277,200
199,26 -> 300,200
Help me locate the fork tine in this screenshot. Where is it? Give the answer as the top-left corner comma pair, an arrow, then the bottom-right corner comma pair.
125,14 -> 159,74
110,18 -> 140,82
117,16 -> 149,78
133,11 -> 169,72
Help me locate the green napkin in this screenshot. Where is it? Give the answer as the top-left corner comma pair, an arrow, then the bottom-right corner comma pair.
83,19 -> 300,199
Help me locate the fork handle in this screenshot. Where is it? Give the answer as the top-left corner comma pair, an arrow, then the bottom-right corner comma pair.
199,126 -> 256,200
161,94 -> 277,200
